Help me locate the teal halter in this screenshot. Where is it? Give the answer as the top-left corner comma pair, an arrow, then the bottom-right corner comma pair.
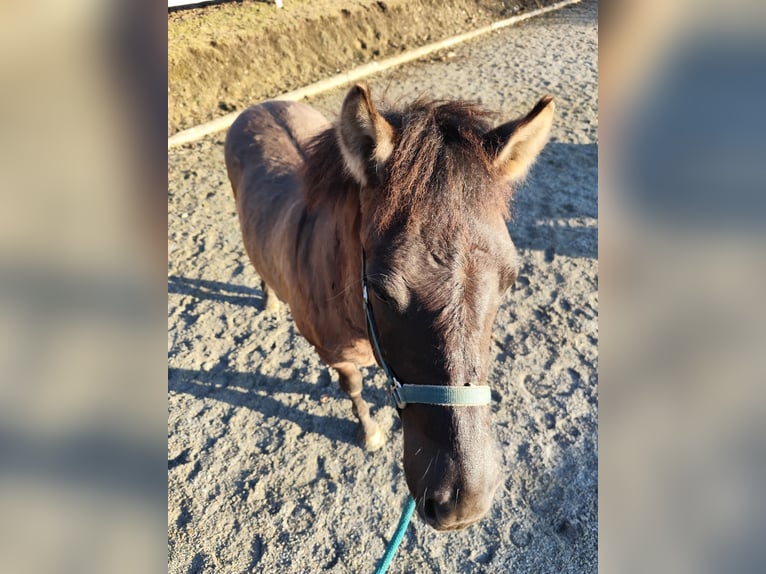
361,251 -> 492,409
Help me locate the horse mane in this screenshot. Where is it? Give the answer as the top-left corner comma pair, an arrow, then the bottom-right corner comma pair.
301,99 -> 512,230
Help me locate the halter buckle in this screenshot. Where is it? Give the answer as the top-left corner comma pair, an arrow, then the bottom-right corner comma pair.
390,378 -> 407,409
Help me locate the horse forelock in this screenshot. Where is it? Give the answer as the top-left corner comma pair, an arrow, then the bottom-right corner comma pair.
300,99 -> 513,231
379,99 -> 510,231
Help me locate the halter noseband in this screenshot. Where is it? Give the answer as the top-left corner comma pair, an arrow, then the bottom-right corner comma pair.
361,251 -> 492,409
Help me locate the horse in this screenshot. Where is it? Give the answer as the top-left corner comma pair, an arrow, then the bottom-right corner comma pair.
224,84 -> 554,530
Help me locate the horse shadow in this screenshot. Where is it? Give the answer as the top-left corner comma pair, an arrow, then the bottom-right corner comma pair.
510,142 -> 598,261
168,275 -> 265,308
168,272 -> 394,447
168,366 -> 390,447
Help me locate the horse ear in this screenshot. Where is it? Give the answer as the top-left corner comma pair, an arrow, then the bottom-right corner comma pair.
485,96 -> 555,181
337,83 -> 395,186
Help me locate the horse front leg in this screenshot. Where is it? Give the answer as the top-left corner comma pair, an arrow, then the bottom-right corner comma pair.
333,362 -> 384,451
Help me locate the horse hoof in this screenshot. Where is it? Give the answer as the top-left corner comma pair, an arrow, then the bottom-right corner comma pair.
362,426 -> 385,451
263,290 -> 281,314
264,297 -> 280,314
261,282 -> 281,314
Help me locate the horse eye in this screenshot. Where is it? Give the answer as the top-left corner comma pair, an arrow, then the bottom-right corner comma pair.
372,285 -> 395,306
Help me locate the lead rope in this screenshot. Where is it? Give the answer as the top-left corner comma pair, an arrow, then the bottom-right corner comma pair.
373,495 -> 416,574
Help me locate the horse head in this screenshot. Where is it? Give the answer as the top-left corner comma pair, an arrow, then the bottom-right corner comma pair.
336,84 -> 554,530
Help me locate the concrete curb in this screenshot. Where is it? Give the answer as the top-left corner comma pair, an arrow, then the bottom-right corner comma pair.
168,0 -> 580,148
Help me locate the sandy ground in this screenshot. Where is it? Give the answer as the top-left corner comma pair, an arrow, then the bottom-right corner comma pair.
168,1 -> 597,572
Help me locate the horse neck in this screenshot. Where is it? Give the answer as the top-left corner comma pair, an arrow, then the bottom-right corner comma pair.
307,191 -> 365,326
329,193 -> 362,271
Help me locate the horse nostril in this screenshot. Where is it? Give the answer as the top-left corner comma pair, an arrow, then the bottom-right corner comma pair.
423,498 -> 438,523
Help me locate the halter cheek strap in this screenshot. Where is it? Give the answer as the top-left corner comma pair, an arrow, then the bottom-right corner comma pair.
361,251 -> 492,409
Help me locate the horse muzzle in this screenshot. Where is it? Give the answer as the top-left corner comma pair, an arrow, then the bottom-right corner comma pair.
404,422 -> 502,531
416,466 -> 502,530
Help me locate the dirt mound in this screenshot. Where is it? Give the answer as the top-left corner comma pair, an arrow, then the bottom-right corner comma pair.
168,0 -> 560,135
